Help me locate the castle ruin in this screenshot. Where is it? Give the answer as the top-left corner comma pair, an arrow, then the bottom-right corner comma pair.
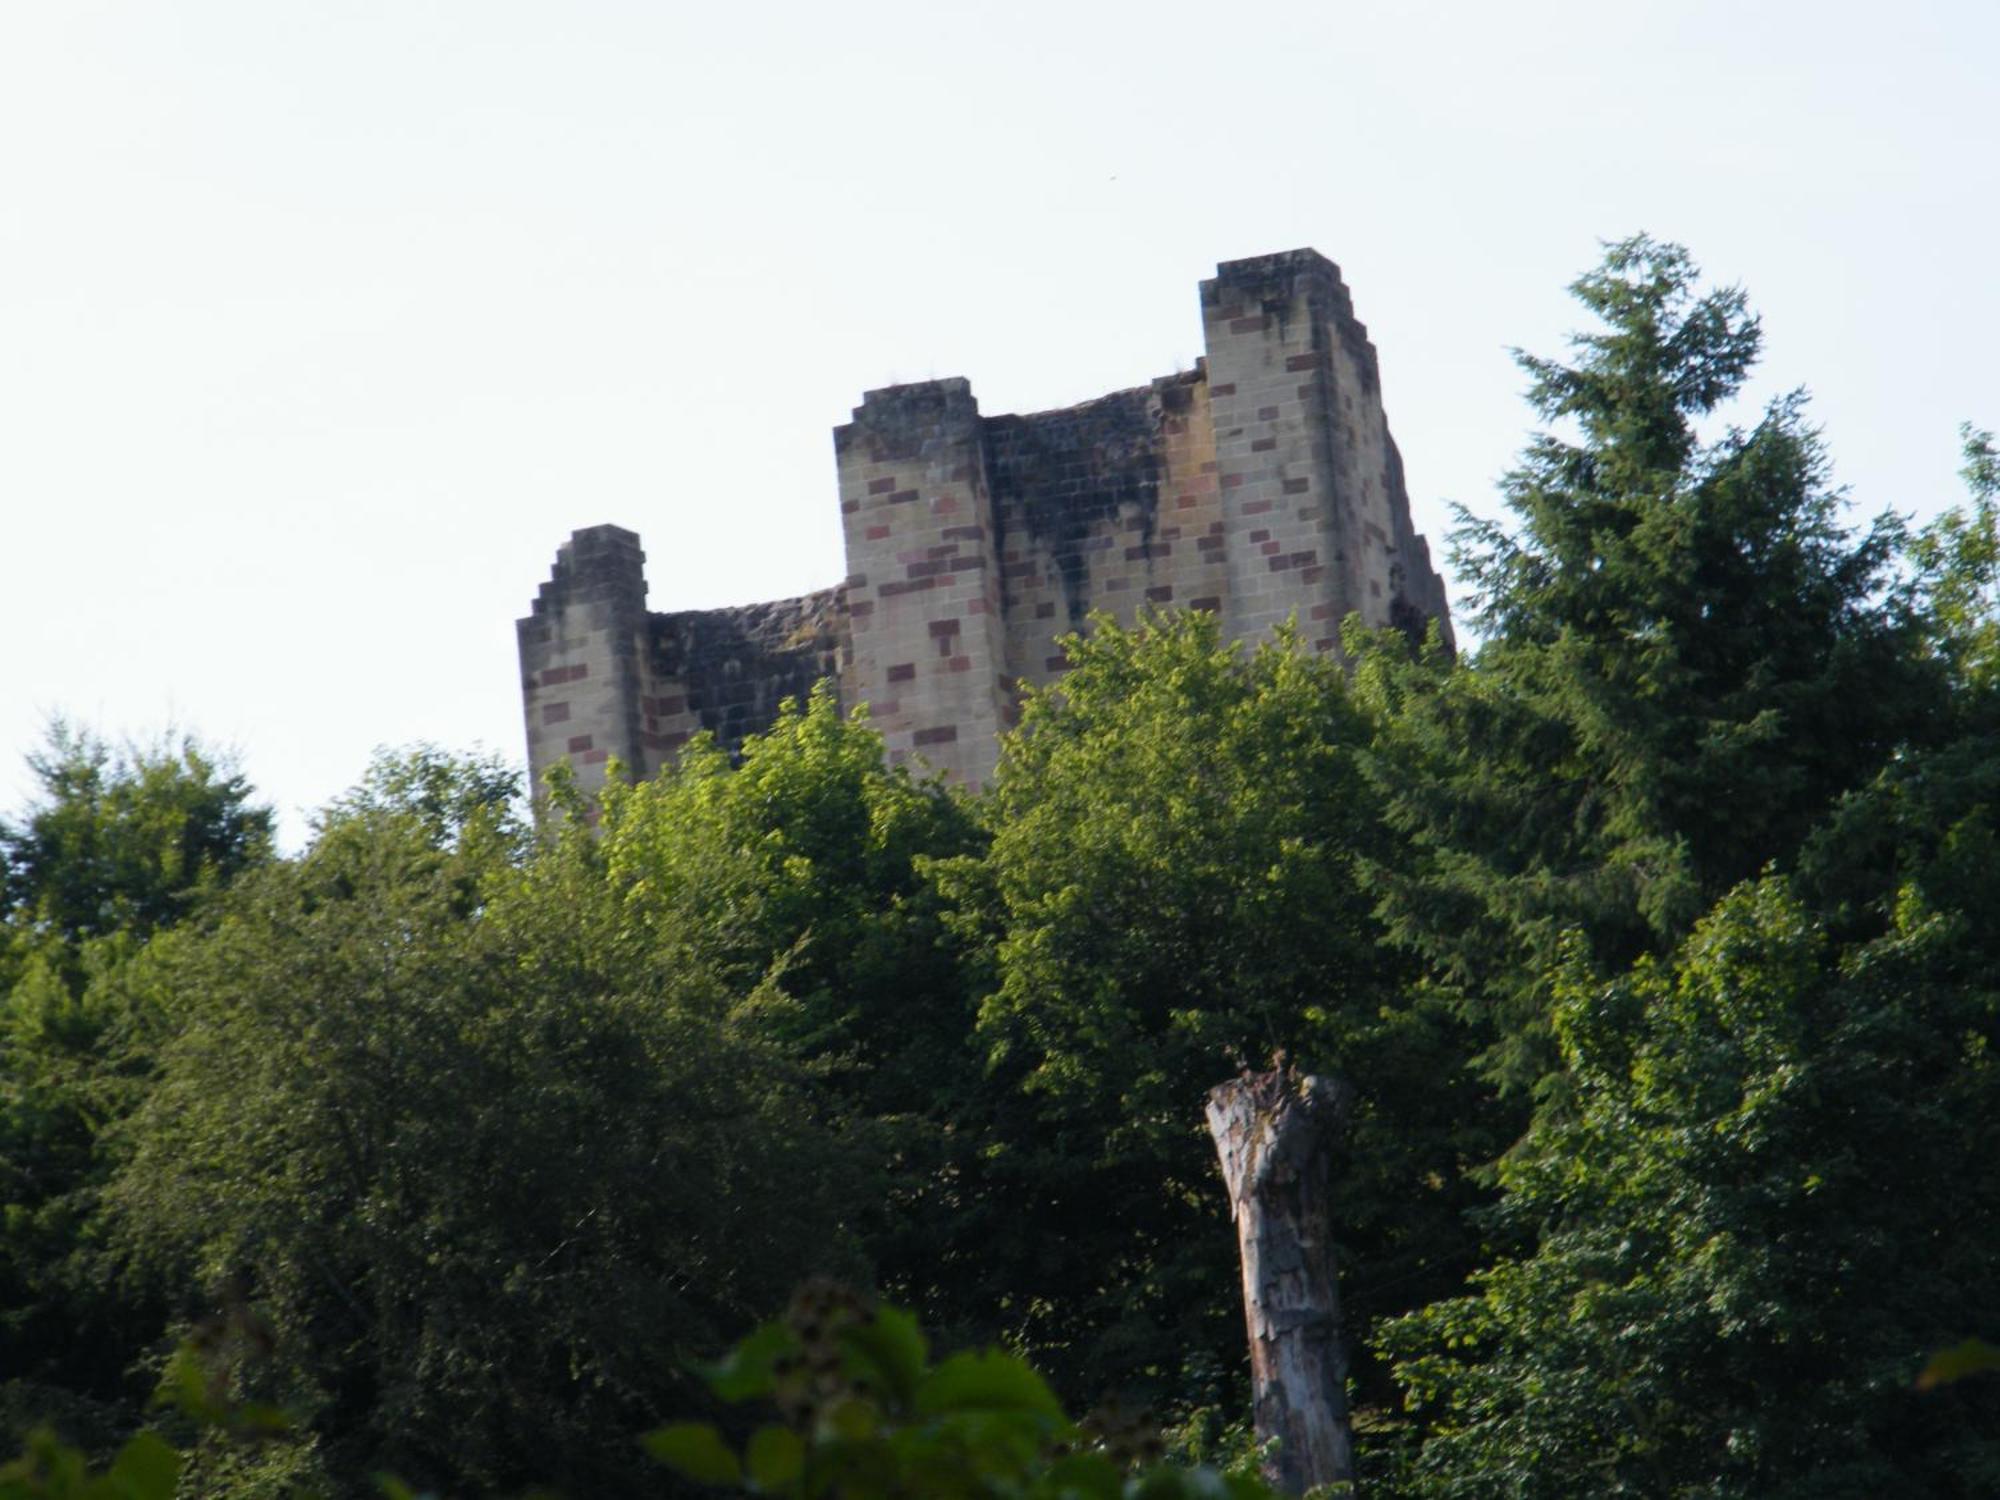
518,249 -> 1453,792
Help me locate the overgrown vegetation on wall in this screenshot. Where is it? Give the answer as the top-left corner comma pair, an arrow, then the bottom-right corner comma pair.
4,240 -> 1998,1496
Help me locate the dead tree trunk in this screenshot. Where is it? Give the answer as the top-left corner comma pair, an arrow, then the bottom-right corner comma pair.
1206,1061 -> 1355,1497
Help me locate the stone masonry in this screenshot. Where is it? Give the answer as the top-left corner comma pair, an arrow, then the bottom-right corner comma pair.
518,249 -> 1453,795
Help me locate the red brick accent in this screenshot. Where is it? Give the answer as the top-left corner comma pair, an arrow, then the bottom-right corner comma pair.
889,489 -> 919,504
1285,353 -> 1319,371
1146,585 -> 1174,602
869,476 -> 897,494
1210,382 -> 1237,397
1190,596 -> 1221,612
1222,473 -> 1247,489
1229,316 -> 1264,334
887,662 -> 916,683
928,618 -> 962,637
1251,437 -> 1277,452
866,524 -> 892,540
1258,405 -> 1280,420
913,725 -> 958,746
878,578 -> 936,598
567,734 -> 594,752
581,748 -> 609,765
542,701 -> 571,724
1283,477 -> 1311,495
1250,529 -> 1270,543
948,655 -> 972,672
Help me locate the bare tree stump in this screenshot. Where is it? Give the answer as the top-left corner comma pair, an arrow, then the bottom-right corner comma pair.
1206,1060 -> 1355,1496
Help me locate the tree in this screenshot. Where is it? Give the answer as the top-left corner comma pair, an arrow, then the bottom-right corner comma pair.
0,727 -> 272,1454
1360,237 -> 1937,1088
0,724 -> 270,953
1910,423 -> 2000,694
1207,1064 -> 1355,1496
1385,874 -> 2000,1496
594,684 -> 982,1121
955,611 -> 1489,1433
108,751 -> 866,1497
648,1288 -> 1283,1500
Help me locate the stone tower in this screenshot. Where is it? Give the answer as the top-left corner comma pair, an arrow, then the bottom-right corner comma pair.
518,249 -> 1451,795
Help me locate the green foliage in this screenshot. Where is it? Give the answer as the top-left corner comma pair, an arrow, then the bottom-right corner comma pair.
1917,1340 -> 2000,1393
0,1429 -> 181,1500
6,245 -> 1997,1497
595,684 -> 981,1116
106,750 -> 866,1496
647,1285 -> 1280,1500
956,611 -> 1489,1417
1,725 -> 273,1453
1360,237 -> 1937,1087
585,690 -> 991,1353
0,723 -> 271,950
1911,423 -> 2000,692
1384,878 -> 2000,1496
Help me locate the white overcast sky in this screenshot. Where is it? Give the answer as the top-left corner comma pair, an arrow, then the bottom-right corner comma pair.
3,0 -> 1996,844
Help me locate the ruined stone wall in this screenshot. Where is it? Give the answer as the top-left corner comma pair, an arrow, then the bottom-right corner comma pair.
986,370 -> 1229,697
520,249 -> 1453,799
833,378 -> 1010,786
637,590 -> 846,769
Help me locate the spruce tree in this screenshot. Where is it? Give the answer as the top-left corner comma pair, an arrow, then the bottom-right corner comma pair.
1362,237 -> 1937,1085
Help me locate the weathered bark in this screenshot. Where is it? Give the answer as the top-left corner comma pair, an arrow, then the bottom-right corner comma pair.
1206,1061 -> 1355,1497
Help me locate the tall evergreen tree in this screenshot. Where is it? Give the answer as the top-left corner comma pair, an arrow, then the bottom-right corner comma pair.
1361,237 -> 1938,1085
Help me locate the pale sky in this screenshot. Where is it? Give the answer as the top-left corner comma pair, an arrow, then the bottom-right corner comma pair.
4,0 -> 1995,844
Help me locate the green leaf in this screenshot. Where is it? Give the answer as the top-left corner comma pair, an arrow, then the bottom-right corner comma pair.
1915,1337 -> 2000,1391
227,1402 -> 293,1436
643,1423 -> 743,1488
839,1304 -> 928,1408
1044,1451 -> 1123,1499
704,1320 -> 798,1402
819,1396 -> 880,1442
744,1426 -> 804,1494
914,1350 -> 1066,1420
106,1432 -> 182,1500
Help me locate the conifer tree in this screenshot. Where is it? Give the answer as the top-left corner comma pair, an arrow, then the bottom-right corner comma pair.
1361,237 -> 1937,1085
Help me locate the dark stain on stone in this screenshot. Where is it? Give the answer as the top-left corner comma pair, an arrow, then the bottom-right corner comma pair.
985,377 -> 1186,621
645,588 -> 845,757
